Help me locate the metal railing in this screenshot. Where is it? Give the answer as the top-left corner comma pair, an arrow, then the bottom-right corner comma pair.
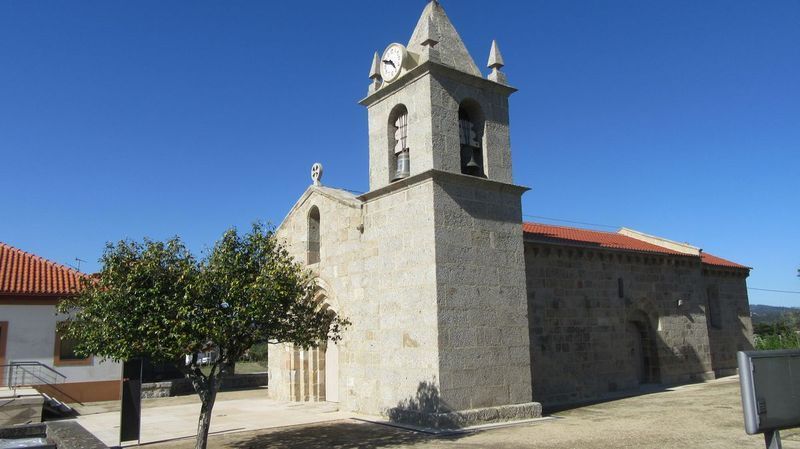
2,362 -> 67,395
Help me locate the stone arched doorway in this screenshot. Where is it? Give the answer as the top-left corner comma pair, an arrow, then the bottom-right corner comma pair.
627,311 -> 660,385
289,294 -> 340,403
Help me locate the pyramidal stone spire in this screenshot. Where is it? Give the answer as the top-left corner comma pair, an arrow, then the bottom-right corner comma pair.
488,40 -> 505,69
487,40 -> 508,85
369,51 -> 381,79
368,51 -> 381,94
407,1 -> 481,77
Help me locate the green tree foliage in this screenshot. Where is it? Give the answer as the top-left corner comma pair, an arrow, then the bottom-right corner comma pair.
753,320 -> 800,351
58,223 -> 348,449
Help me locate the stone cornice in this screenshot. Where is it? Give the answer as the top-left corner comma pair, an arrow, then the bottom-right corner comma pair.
359,60 -> 517,108
357,169 -> 529,202
524,240 -> 750,277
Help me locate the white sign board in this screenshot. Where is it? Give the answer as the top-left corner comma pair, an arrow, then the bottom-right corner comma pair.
738,349 -> 800,435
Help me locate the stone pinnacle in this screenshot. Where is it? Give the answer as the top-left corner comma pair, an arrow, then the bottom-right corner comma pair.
369,51 -> 381,80
488,40 -> 505,69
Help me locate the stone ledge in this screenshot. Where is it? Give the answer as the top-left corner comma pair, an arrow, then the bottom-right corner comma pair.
0,396 -> 44,426
47,421 -> 108,449
358,169 -> 529,203
0,422 -> 46,439
142,373 -> 268,399
387,402 -> 542,429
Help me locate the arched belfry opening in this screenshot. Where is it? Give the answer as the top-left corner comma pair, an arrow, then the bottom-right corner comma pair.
458,99 -> 485,178
389,104 -> 410,181
307,206 -> 320,265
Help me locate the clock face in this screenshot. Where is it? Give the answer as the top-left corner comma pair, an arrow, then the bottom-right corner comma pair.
381,44 -> 405,83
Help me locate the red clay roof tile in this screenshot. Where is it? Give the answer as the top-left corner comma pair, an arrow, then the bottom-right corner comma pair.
0,242 -> 86,296
700,252 -> 749,269
522,222 -> 686,255
522,222 -> 748,269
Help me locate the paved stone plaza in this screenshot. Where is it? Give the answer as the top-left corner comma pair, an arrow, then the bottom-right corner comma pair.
137,377 -> 799,449
73,389 -> 350,447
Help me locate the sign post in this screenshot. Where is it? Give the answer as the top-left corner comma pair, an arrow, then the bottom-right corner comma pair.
738,349 -> 800,449
120,358 -> 143,445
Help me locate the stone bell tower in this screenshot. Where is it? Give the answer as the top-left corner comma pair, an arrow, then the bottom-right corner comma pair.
362,1 -> 516,191
358,1 -> 539,425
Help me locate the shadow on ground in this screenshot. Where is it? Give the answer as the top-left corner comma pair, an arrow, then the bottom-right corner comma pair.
226,419 -> 464,449
542,383 -> 673,414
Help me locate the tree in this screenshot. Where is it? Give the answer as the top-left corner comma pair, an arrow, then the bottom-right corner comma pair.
58,223 -> 348,449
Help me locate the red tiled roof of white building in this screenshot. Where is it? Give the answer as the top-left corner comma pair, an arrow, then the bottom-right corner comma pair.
0,242 -> 86,296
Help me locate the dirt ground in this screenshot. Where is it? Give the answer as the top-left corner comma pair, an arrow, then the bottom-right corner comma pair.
143,377 -> 800,449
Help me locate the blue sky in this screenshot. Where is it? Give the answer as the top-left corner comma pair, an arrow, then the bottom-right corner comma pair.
0,1 -> 797,306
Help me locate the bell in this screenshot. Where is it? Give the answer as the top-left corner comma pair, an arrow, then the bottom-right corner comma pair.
393,149 -> 410,180
463,148 -> 483,177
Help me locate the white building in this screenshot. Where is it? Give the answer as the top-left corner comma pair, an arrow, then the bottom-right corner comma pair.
0,242 -> 120,403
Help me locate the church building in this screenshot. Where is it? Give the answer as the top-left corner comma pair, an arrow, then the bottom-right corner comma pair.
268,1 -> 753,427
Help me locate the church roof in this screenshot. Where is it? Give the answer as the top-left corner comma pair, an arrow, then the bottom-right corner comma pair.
700,252 -> 749,269
408,1 -> 482,77
522,222 -> 748,269
0,242 -> 86,296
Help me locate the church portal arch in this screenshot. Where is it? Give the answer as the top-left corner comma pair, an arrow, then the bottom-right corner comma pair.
626,310 -> 661,385
290,284 -> 340,403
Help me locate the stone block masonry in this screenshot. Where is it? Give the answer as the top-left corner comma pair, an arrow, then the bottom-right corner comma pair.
432,171 -> 533,412
524,241 -> 753,407
270,171 -> 542,426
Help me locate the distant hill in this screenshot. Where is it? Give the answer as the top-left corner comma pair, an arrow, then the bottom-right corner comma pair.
750,304 -> 800,325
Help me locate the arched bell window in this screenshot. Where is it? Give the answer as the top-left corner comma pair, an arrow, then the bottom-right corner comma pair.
307,206 -> 320,265
389,104 -> 410,181
458,100 -> 485,178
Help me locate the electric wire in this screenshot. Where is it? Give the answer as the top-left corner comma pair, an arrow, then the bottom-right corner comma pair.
522,214 -> 618,229
748,288 -> 800,295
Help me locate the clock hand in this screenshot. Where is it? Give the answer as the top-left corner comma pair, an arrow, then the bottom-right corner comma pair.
383,59 -> 396,68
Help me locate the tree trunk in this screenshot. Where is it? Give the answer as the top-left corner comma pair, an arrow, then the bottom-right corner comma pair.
194,376 -> 219,449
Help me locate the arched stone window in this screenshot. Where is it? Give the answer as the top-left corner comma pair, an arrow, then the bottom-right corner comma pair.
458,100 -> 485,178
307,206 -> 320,265
389,104 -> 410,181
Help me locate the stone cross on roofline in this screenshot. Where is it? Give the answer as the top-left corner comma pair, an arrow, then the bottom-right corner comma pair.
310,163 -> 323,186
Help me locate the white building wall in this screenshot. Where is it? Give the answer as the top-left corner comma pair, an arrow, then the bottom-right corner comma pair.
1,304 -> 120,383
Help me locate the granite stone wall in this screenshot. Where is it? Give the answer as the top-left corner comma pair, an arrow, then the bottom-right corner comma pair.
432,173 -> 532,411
270,173 -> 540,421
270,180 -> 441,416
428,69 -> 514,184
367,74 -> 436,190
365,67 -> 514,192
704,268 -> 754,376
524,242 -> 752,407
269,186 -> 364,406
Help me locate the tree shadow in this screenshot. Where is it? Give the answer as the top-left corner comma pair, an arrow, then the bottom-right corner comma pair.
386,381 -> 472,429
226,419 -> 465,449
